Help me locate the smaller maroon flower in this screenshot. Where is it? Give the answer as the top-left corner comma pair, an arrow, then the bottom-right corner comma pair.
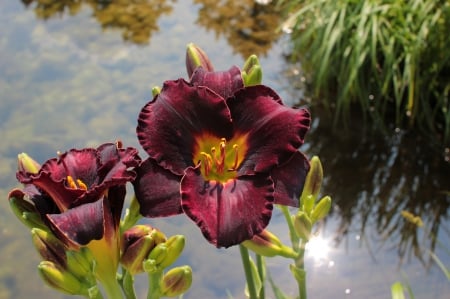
8,142 -> 141,280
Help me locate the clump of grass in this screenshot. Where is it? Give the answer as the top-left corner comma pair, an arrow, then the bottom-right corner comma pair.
278,0 -> 450,143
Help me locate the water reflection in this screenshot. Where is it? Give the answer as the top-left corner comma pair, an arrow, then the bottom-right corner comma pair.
21,0 -> 175,44
306,106 -> 450,267
194,0 -> 282,58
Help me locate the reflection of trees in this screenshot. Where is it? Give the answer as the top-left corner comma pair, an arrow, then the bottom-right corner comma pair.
21,0 -> 175,44
194,0 -> 282,58
305,106 -> 450,265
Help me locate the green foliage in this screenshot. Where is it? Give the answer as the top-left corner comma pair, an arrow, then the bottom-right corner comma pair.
279,0 -> 450,143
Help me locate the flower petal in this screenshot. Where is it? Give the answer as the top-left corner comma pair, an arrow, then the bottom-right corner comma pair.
190,66 -> 244,99
47,198 -> 108,247
227,85 -> 311,174
180,166 -> 274,248
133,158 -> 183,217
272,151 -> 310,207
137,79 -> 233,175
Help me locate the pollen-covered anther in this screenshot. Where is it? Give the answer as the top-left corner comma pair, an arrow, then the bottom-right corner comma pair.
200,152 -> 212,177
229,144 -> 239,171
66,175 -> 88,190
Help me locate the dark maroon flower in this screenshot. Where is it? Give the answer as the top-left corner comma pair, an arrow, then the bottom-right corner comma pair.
135,63 -> 310,248
9,142 -> 141,249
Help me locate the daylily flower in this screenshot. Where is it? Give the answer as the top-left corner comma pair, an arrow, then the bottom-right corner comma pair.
134,49 -> 310,248
8,142 -> 141,283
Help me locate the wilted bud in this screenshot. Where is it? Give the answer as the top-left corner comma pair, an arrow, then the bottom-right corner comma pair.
242,230 -> 297,258
38,261 -> 88,296
121,224 -> 166,275
31,228 -> 67,267
293,212 -> 312,241
241,54 -> 262,86
300,156 -> 323,203
144,235 -> 185,273
310,196 -> 331,223
160,266 -> 193,297
186,43 -> 214,78
17,152 -> 41,174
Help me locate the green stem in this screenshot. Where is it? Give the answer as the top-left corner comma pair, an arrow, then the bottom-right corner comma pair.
256,254 -> 265,299
120,269 -> 137,299
239,244 -> 258,299
295,240 -> 307,299
99,274 -> 124,299
147,271 -> 163,299
279,205 -> 299,251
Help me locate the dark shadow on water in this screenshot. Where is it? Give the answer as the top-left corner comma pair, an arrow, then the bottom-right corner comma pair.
305,104 -> 450,267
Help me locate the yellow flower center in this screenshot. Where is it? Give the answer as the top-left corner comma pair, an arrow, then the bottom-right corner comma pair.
66,175 -> 88,190
193,133 -> 248,182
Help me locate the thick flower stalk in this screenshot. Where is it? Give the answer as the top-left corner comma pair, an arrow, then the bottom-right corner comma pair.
134,44 -> 311,247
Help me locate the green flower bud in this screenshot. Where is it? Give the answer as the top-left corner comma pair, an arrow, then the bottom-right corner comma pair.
310,196 -> 332,223
242,54 -> 262,86
121,224 -> 167,275
160,266 -> 192,297
8,192 -> 47,230
66,247 -> 95,280
186,43 -> 214,78
159,235 -> 185,268
242,230 -> 297,258
152,86 -> 161,97
31,228 -> 67,267
38,261 -> 88,295
17,152 -> 41,174
302,194 -> 315,216
301,156 -> 323,203
144,235 -> 185,272
293,212 -> 312,241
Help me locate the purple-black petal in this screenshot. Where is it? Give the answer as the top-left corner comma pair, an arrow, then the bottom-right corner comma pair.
190,66 -> 244,99
227,85 -> 311,174
137,79 -> 234,175
180,166 -> 274,248
272,151 -> 310,207
133,158 -> 183,217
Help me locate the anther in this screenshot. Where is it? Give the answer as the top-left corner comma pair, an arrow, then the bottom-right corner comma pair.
231,144 -> 239,170
200,152 -> 212,177
76,179 -> 88,190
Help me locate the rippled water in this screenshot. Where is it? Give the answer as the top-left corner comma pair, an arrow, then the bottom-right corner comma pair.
0,1 -> 449,299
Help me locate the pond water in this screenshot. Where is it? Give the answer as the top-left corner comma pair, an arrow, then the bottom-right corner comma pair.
0,1 -> 449,299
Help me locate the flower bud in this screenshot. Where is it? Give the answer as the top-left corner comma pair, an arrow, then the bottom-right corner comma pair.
120,196 -> 143,232
186,43 -> 214,78
310,196 -> 331,223
152,86 -> 161,97
160,266 -> 192,297
31,228 -> 67,267
144,235 -> 185,273
66,247 -> 95,280
241,54 -> 262,86
300,156 -> 323,203
242,230 -> 297,258
121,224 -> 167,275
17,152 -> 41,174
8,192 -> 47,230
38,261 -> 88,295
293,212 -> 312,241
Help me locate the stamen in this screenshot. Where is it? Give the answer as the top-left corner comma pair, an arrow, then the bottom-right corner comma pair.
230,144 -> 239,170
200,152 -> 212,177
76,179 -> 88,190
217,138 -> 226,173
66,176 -> 77,189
